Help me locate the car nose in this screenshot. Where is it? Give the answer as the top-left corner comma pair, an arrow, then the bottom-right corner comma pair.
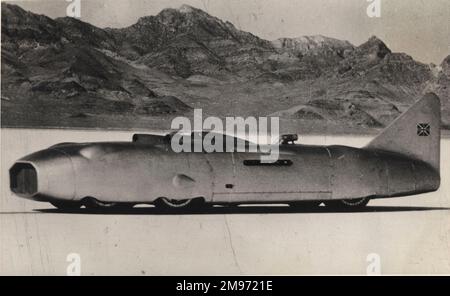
10,148 -> 76,201
10,162 -> 38,198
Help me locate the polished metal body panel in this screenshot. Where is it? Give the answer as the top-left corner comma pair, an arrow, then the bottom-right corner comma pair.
9,140 -> 440,204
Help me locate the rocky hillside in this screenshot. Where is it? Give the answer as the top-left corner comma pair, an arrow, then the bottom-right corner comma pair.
110,4 -> 274,79
1,3 -> 449,132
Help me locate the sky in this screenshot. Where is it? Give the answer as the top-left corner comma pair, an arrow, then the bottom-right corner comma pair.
3,0 -> 449,64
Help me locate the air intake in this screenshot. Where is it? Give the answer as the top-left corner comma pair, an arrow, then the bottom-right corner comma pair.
10,163 -> 37,195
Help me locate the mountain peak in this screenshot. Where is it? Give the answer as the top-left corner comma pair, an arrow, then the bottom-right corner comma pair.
177,4 -> 197,13
147,4 -> 217,28
358,35 -> 391,58
368,35 -> 383,42
156,4 -> 208,18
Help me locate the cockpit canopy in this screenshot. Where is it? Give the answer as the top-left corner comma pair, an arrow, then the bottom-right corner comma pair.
133,131 -> 299,152
133,131 -> 257,152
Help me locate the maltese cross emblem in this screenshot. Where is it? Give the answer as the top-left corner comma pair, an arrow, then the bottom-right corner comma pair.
417,123 -> 431,136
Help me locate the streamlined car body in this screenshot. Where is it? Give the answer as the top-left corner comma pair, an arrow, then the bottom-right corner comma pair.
10,93 -> 441,210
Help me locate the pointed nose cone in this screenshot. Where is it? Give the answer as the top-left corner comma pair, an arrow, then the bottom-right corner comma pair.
414,161 -> 440,193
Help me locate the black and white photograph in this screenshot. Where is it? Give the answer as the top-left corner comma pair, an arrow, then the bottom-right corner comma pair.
0,0 -> 449,277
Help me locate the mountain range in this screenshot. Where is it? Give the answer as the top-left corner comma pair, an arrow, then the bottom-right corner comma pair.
1,3 -> 449,133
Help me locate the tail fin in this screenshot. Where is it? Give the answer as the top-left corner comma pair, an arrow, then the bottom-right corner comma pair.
365,93 -> 441,172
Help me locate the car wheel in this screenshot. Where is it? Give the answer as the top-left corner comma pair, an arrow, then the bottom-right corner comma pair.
50,201 -> 82,210
324,197 -> 369,209
154,197 -> 205,209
